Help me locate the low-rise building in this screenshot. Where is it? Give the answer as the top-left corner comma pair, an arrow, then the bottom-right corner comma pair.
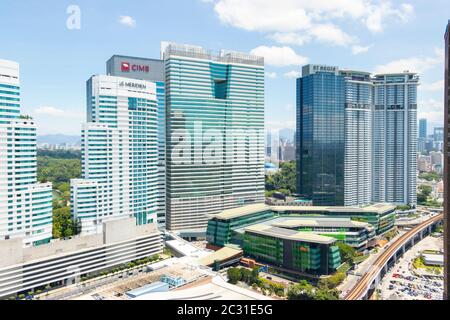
242,224 -> 341,275
0,218 -> 163,298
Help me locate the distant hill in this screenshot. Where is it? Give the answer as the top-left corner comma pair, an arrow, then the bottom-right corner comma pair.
37,134 -> 81,145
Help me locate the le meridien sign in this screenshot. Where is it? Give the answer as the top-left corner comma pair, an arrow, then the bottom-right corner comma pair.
121,61 -> 150,73
119,81 -> 147,90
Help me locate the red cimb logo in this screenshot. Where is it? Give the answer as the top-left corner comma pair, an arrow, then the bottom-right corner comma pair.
121,62 -> 150,73
121,62 -> 130,72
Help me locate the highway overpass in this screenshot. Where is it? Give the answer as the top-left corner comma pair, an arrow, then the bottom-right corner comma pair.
345,214 -> 443,300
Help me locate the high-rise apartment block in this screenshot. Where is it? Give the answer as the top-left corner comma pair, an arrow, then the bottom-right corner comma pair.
372,72 -> 418,205
0,59 -> 53,247
71,75 -> 158,234
297,64 -> 418,207
164,43 -> 265,236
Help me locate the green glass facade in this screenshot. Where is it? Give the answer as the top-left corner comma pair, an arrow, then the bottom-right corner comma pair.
242,230 -> 341,275
206,209 -> 274,246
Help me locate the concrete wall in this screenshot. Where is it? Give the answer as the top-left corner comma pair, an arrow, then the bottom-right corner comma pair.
22,234 -> 102,263
0,239 -> 23,268
103,218 -> 136,244
3,218 -> 160,266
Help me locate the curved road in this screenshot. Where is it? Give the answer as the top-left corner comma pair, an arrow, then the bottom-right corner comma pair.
345,214 -> 443,300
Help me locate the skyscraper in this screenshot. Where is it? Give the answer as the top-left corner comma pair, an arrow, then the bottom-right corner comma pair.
341,70 -> 373,206
106,55 -> 167,229
296,65 -> 345,206
297,65 -> 417,207
443,19 -> 450,301
372,72 -> 418,206
419,118 -> 427,139
0,59 -> 53,247
71,75 -> 158,234
297,65 -> 372,206
164,43 -> 265,236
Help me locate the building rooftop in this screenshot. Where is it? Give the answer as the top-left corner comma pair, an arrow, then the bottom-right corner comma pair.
244,225 -> 336,245
212,203 -> 396,221
163,42 -> 264,67
270,217 -> 371,229
108,55 -> 163,63
213,203 -> 268,220
271,203 -> 396,215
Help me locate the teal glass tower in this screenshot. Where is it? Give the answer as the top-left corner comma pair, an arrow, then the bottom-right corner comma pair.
163,43 -> 265,236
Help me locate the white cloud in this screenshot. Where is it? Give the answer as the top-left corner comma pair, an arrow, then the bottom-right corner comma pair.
374,48 -> 444,74
308,24 -> 355,46
250,46 -> 308,67
265,72 -> 277,79
119,15 -> 136,28
352,45 -> 371,55
268,32 -> 311,46
365,2 -> 414,33
284,70 -> 301,79
420,80 -> 444,92
214,0 -> 312,32
418,99 -> 444,126
212,0 -> 414,50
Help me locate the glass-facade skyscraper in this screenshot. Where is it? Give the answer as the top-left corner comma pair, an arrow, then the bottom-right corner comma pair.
164,43 -> 265,235
297,64 -> 418,207
71,75 -> 159,234
296,65 -> 345,206
0,59 -> 53,247
419,118 -> 427,139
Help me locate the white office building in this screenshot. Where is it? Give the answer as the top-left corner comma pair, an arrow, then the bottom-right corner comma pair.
372,72 -> 419,206
71,75 -> 159,234
0,59 -> 53,247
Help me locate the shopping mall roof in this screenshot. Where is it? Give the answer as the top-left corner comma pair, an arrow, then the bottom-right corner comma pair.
213,203 -> 269,220
271,203 -> 396,215
212,203 -> 396,221
244,225 -> 336,245
270,218 -> 371,229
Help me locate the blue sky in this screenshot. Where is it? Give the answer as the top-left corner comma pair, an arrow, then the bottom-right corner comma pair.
0,0 -> 448,136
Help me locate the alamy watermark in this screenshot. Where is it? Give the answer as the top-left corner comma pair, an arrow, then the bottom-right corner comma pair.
170,120 -> 264,166
66,5 -> 81,30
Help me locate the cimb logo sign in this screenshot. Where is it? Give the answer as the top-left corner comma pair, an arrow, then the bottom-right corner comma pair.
121,62 -> 150,73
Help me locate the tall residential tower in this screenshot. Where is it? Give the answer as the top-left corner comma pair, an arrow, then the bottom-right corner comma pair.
71,75 -> 158,234
164,43 -> 265,236
0,59 -> 53,247
372,72 -> 418,206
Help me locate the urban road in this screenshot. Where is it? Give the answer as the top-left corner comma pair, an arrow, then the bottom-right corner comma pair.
345,213 -> 443,300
